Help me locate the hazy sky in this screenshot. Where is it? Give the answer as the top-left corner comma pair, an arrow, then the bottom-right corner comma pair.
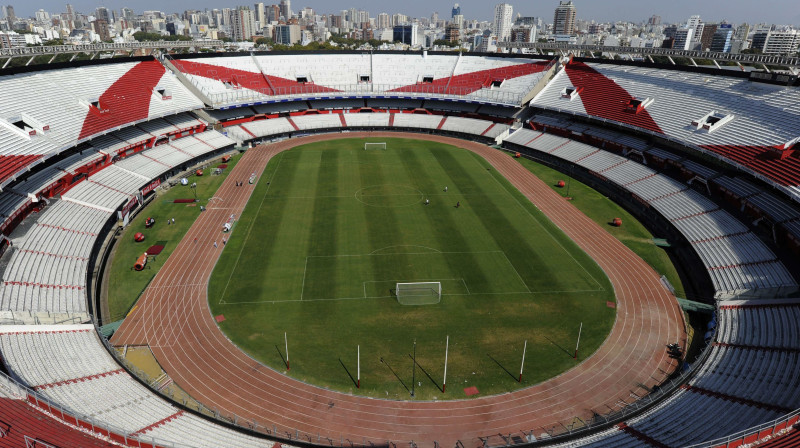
14,0 -> 800,26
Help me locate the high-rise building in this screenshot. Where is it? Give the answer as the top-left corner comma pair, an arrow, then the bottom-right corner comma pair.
753,29 -> 800,54
710,24 -> 733,52
510,24 -> 536,43
34,9 -> 49,21
699,23 -> 718,51
376,13 -> 390,29
121,7 -> 134,20
734,23 -> 750,41
452,14 -> 464,29
95,7 -> 110,23
254,3 -> 265,25
93,18 -> 111,40
65,3 -> 75,19
393,23 -> 420,46
553,1 -> 576,36
279,0 -> 291,20
686,14 -> 703,44
392,14 -> 408,26
493,3 -> 513,42
673,27 -> 694,50
445,23 -> 460,42
231,6 -> 256,41
267,4 -> 279,23
451,3 -> 460,19
648,15 -> 661,26
3,5 -> 15,29
275,23 -> 300,44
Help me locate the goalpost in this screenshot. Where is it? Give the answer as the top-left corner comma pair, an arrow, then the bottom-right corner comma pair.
364,142 -> 387,150
395,282 -> 442,305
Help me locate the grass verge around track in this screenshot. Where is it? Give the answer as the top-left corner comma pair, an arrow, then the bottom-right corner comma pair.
514,155 -> 686,298
106,153 -> 242,321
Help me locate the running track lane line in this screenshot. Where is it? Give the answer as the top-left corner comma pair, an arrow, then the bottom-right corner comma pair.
111,132 -> 685,446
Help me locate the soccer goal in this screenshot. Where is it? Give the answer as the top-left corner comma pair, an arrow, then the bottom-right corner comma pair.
395,282 -> 442,305
364,142 -> 387,150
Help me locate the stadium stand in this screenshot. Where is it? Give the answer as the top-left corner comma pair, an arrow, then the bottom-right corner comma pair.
554,300 -> 800,447
340,112 -> 392,128
168,53 -> 550,107
0,54 -> 799,448
0,60 -> 202,188
0,325 -> 290,447
532,61 -> 800,200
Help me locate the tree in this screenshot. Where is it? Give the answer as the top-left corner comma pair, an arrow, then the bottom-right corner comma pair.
741,48 -> 762,54
256,37 -> 273,46
43,38 -> 64,46
433,39 -> 458,48
133,31 -> 192,42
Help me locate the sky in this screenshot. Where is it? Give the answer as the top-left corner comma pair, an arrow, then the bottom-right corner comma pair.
13,0 -> 800,27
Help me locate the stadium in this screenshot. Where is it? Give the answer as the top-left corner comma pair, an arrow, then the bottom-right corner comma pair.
0,48 -> 798,448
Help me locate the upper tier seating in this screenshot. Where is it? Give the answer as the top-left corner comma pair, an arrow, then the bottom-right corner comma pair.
533,62 -> 800,198
170,53 -> 548,107
0,60 -> 202,187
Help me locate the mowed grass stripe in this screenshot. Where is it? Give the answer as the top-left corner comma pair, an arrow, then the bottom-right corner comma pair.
456,149 -> 605,293
304,149 -> 340,299
208,151 -> 287,304
476,153 -> 610,292
218,150 -> 309,303
356,148 -> 411,293
430,148 -> 563,291
397,146 -> 492,293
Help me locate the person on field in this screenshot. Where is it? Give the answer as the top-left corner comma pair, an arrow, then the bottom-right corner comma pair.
456,201 -> 460,208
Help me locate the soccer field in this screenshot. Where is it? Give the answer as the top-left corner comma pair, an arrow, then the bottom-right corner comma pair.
208,137 -> 615,399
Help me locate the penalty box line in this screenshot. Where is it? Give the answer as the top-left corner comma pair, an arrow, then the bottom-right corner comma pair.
292,250 -> 602,302
362,278 -> 471,299
228,288 -> 606,305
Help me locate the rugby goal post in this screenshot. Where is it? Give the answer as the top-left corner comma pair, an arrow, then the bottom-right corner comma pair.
364,142 -> 387,150
395,282 -> 441,305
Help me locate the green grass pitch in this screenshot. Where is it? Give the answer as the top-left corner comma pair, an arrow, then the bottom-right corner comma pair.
205,138 -> 616,400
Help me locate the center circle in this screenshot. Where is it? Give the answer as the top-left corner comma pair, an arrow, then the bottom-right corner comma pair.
354,184 -> 424,207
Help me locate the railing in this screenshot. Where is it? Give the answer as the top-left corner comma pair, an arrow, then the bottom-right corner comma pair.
0,40 -> 224,57
0,364 -> 199,448
497,42 -> 800,68
683,408 -> 800,448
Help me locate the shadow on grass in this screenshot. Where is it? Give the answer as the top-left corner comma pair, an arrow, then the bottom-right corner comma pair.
544,335 -> 575,358
380,357 -> 409,393
486,354 -> 518,382
338,358 -> 358,388
274,345 -> 288,369
407,353 -> 442,392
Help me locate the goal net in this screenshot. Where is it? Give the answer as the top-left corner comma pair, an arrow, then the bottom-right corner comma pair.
395,282 -> 441,305
364,142 -> 387,150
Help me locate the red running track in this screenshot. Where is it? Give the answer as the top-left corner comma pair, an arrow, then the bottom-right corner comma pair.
111,132 -> 686,446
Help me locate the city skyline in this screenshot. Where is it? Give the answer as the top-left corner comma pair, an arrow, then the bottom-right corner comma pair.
9,0 -> 800,26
